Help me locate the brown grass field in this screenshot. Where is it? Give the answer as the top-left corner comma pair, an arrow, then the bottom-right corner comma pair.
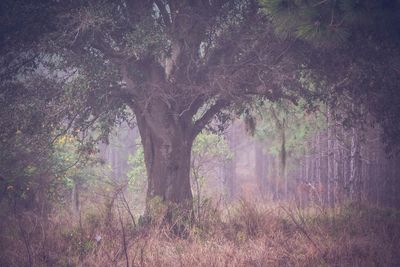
1,201 -> 400,267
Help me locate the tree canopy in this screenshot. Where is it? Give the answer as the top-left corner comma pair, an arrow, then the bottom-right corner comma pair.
1,0 -> 400,217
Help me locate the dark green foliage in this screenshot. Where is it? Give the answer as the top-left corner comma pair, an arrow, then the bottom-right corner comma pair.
261,0 -> 400,152
261,0 -> 400,46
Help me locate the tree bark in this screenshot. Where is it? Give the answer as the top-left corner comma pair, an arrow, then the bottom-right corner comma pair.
223,125 -> 237,202
335,129 -> 344,205
255,140 -> 266,197
327,118 -> 335,208
129,99 -> 197,219
141,124 -> 193,211
350,126 -> 361,202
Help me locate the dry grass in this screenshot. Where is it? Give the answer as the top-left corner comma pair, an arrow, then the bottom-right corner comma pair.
1,201 -> 400,266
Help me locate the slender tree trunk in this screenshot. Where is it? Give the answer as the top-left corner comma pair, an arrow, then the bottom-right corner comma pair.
335,130 -> 344,205
316,132 -> 323,205
71,178 -> 83,230
279,120 -> 287,199
255,140 -> 266,197
271,155 -> 276,199
322,130 -> 329,207
327,119 -> 335,208
224,126 -> 237,201
350,126 -> 361,202
262,152 -> 269,198
269,155 -> 278,200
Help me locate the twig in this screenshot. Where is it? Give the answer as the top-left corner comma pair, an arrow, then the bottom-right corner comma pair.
281,206 -> 330,266
117,205 -> 130,267
120,191 -> 137,228
13,199 -> 33,267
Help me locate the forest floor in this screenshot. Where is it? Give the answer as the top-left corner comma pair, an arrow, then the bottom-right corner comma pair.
1,201 -> 400,266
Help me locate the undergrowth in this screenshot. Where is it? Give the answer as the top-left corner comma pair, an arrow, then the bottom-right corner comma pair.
1,201 -> 399,266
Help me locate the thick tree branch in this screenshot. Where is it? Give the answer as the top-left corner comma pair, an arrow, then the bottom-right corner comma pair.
119,63 -> 141,99
179,94 -> 206,120
92,32 -> 127,62
154,0 -> 171,28
192,98 -> 230,137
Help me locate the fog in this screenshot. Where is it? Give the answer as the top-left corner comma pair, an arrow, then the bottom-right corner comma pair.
1,0 -> 400,266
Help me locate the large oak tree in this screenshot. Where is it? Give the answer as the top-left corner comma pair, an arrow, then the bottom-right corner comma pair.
50,0 -> 304,213
3,0 -> 399,218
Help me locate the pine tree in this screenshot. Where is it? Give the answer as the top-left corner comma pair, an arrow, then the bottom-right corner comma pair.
261,0 -> 400,46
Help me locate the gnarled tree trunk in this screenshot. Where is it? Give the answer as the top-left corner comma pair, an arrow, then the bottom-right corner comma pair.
131,99 -> 196,220
141,126 -> 193,208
